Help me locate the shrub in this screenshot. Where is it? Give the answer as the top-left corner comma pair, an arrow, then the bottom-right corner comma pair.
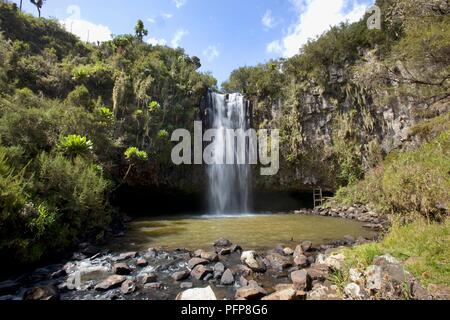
37,153 -> 110,234
124,146 -> 148,162
333,130 -> 450,220
58,134 -> 93,159
66,85 -> 91,110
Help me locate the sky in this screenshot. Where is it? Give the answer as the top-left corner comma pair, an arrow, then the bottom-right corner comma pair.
17,0 -> 374,85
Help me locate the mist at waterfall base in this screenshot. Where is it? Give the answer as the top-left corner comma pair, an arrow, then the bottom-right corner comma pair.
205,92 -> 253,216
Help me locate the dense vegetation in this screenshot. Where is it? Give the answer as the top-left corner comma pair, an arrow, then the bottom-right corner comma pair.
224,0 -> 449,191
0,0 -> 448,276
222,0 -> 449,288
0,1 -> 215,266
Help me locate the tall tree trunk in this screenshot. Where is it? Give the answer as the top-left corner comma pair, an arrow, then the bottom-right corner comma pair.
20,0 -> 23,11
37,7 -> 41,17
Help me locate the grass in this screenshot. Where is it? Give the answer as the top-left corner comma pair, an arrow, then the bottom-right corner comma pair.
340,218 -> 450,287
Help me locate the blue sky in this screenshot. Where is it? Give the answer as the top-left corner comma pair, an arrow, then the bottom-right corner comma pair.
17,0 -> 374,84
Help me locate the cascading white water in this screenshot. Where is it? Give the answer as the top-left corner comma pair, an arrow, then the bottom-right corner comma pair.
207,92 -> 252,214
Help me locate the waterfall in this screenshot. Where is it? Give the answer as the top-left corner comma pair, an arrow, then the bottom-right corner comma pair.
206,92 -> 252,214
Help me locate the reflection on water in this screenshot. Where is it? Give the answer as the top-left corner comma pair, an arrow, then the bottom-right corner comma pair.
110,214 -> 376,252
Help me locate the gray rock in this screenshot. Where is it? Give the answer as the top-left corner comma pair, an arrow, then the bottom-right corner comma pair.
214,238 -> 232,247
177,286 -> 217,300
180,282 -> 193,289
240,251 -> 266,272
344,283 -> 362,299
220,269 -> 234,285
365,265 -> 382,291
172,270 -> 190,281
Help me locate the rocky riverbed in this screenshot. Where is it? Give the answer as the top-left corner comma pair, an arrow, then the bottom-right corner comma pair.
0,209 -> 443,301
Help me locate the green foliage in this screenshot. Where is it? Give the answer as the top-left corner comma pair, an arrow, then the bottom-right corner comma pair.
0,146 -> 28,221
58,134 -> 93,158
157,129 -> 169,138
124,146 -> 148,162
134,19 -> 148,41
66,85 -> 91,109
332,111 -> 364,186
340,218 -> 450,287
333,131 -> 450,220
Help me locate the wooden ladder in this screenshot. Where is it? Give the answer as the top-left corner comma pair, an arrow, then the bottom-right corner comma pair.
313,187 -> 324,208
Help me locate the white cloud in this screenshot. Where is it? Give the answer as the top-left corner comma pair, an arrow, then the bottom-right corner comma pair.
60,5 -> 112,43
262,10 -> 276,29
147,17 -> 156,24
173,0 -> 186,9
161,12 -> 174,19
271,0 -> 368,57
146,37 -> 167,46
171,29 -> 189,48
266,40 -> 283,55
203,45 -> 220,62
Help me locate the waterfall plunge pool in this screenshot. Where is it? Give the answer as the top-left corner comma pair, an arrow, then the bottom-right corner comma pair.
108,213 -> 377,252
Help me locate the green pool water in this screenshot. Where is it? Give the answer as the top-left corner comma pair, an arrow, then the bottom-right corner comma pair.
110,214 -> 376,252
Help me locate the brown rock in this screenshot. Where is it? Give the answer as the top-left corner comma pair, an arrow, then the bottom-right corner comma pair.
139,273 -> 158,284
235,285 -> 267,300
266,253 -> 292,270
293,245 -> 303,258
307,264 -> 330,281
121,279 -> 136,295
191,265 -> 212,280
95,275 -> 126,291
188,258 -> 209,269
294,254 -> 309,268
201,251 -> 219,262
301,241 -> 313,252
291,269 -> 312,291
113,263 -> 131,275
23,285 -> 59,300
261,288 -> 298,301
136,258 -> 148,267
